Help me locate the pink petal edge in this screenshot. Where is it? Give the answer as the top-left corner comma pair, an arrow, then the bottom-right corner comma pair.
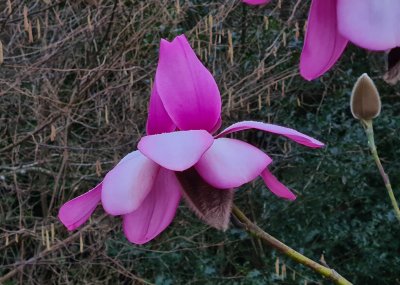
261,168 -> 296,200
215,121 -> 324,148
146,81 -> 176,135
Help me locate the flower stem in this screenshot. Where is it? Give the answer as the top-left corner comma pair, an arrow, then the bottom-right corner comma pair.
231,205 -> 352,285
361,119 -> 400,222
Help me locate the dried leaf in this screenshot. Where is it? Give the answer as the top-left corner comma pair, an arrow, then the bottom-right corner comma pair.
80,232 -> 83,253
95,160 -> 102,177
176,168 -> 233,231
87,10 -> 93,32
0,40 -> 3,64
51,223 -> 55,242
50,124 -> 56,141
7,0 -> 12,15
175,0 -> 180,14
45,230 -> 50,250
36,18 -> 41,40
227,30 -> 233,65
23,6 -> 29,32
281,263 -> 287,279
28,21 -> 33,43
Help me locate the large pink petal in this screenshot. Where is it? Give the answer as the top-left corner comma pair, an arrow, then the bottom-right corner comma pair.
195,138 -> 272,189
337,0 -> 400,50
155,34 -> 221,132
58,183 -> 102,231
215,121 -> 324,148
123,168 -> 181,244
300,0 -> 348,80
261,168 -> 296,200
138,130 -> 214,171
101,151 -> 160,216
242,0 -> 271,5
146,82 -> 176,135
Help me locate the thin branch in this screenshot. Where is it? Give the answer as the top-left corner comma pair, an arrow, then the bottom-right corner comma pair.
231,205 -> 353,285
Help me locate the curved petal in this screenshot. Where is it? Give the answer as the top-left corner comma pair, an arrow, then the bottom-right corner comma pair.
123,168 -> 181,244
215,121 -> 324,148
117,150 -> 140,165
138,130 -> 214,171
155,34 -> 221,132
300,0 -> 348,80
242,0 -> 271,5
195,138 -> 272,189
261,168 -> 296,200
102,151 -> 160,216
337,0 -> 400,50
210,116 -> 222,135
146,82 -> 176,135
58,184 -> 102,231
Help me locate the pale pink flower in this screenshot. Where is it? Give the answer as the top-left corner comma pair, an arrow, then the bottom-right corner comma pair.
58,35 -> 323,245
242,0 -> 400,80
301,0 -> 400,80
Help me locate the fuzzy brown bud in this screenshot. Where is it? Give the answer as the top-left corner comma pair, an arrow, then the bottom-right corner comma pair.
350,73 -> 381,120
176,168 -> 233,231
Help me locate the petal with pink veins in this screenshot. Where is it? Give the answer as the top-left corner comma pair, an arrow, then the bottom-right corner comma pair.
261,168 -> 296,200
242,0 -> 271,5
58,183 -> 102,231
300,0 -> 348,80
195,138 -> 272,189
156,34 -> 221,132
337,0 -> 400,50
102,151 -> 160,216
138,130 -> 214,171
146,82 -> 176,135
215,121 -> 324,148
123,168 -> 181,244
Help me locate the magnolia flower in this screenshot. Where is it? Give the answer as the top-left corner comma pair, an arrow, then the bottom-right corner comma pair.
301,0 -> 400,80
58,35 -> 323,245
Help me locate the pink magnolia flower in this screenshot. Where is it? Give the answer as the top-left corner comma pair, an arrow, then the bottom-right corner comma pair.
58,35 -> 323,245
301,0 -> 400,80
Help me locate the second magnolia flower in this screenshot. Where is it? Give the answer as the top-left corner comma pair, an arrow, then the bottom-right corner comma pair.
243,0 -> 400,80
58,35 -> 324,245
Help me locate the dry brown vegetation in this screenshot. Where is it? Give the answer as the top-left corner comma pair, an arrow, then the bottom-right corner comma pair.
1,1 -> 308,283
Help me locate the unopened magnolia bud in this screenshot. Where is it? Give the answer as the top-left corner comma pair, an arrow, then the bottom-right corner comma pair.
350,73 -> 381,120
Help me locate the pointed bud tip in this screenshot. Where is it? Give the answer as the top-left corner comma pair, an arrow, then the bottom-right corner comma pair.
350,73 -> 381,120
